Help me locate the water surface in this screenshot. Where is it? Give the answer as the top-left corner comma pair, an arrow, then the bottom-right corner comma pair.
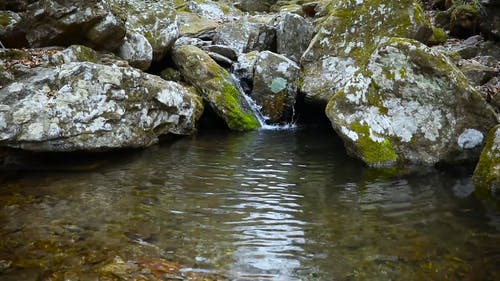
0,128 -> 499,280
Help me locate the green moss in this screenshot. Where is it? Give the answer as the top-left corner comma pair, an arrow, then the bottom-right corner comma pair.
0,12 -> 10,26
218,79 -> 260,131
350,122 -> 397,165
71,45 -> 97,62
473,125 -> 500,193
428,27 -> 448,45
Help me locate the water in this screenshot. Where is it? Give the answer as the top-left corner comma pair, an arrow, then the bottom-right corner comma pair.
0,128 -> 499,281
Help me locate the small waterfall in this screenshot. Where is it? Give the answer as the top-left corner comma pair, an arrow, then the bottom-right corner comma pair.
230,74 -> 296,130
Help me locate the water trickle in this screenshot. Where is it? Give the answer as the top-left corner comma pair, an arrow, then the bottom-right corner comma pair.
230,74 -> 296,131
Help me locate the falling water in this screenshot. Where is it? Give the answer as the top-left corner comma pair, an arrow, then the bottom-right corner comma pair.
230,74 -> 297,131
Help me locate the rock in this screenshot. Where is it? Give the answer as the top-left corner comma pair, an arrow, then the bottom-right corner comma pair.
172,45 -> 260,131
213,17 -> 275,54
0,61 -> 203,151
235,0 -> 278,12
245,24 -> 276,53
300,0 -> 434,104
117,31 -> 153,70
0,0 -> 126,51
251,51 -> 300,124
185,0 -> 242,19
177,11 -> 219,36
232,51 -> 259,82
479,0 -> 500,41
203,45 -> 238,61
326,38 -> 498,167
448,1 -> 481,38
459,61 -> 496,86
206,51 -> 233,67
272,12 -> 313,62
117,0 -> 179,62
0,10 -> 26,48
0,45 -> 129,87
473,125 -> 500,197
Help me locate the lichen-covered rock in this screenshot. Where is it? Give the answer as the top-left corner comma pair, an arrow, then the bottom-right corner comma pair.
184,0 -> 242,19
0,62 -> 202,151
0,0 -> 126,51
213,17 -> 275,54
300,0 -> 434,104
172,45 -> 260,131
116,0 -> 179,62
117,31 -> 153,70
473,125 -> 500,196
251,51 -> 300,124
326,38 -> 498,167
176,11 -> 219,35
272,13 -> 313,62
0,45 -> 129,88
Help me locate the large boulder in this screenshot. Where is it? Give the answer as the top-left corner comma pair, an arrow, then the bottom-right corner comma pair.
326,38 -> 498,167
172,45 -> 260,131
300,0 -> 434,104
473,125 -> 500,196
116,0 -> 179,63
0,0 -> 126,51
0,60 -> 203,151
117,31 -> 153,70
251,51 -> 300,124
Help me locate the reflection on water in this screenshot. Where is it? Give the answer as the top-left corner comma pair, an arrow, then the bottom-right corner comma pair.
0,128 -> 499,281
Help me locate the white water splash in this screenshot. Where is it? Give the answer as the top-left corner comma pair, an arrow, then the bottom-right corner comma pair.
230,74 -> 297,131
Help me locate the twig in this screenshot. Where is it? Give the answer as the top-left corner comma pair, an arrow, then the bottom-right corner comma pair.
0,40 -> 5,49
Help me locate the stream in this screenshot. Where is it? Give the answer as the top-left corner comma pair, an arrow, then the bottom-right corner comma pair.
0,127 -> 499,280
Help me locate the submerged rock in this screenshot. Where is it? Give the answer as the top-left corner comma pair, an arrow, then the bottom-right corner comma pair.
300,0 -> 434,104
473,125 -> 500,196
0,61 -> 203,151
172,45 -> 260,131
326,38 -> 498,167
251,51 -> 299,124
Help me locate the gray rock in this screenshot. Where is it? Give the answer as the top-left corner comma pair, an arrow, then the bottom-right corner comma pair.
117,0 -> 179,62
206,51 -> 233,67
0,62 -> 203,151
232,51 -> 260,82
213,18 -> 274,54
203,45 -> 238,61
245,24 -> 276,53
118,31 -> 153,70
272,13 -> 313,62
1,0 -> 126,51
251,51 -> 300,124
326,38 -> 498,167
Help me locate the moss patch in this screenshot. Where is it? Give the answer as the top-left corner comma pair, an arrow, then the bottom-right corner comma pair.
473,125 -> 500,193
350,122 -> 397,166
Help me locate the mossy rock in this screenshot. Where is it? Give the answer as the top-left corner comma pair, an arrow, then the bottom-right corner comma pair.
172,45 -> 260,131
473,125 -> 500,197
300,0 -> 434,105
326,37 -> 497,167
